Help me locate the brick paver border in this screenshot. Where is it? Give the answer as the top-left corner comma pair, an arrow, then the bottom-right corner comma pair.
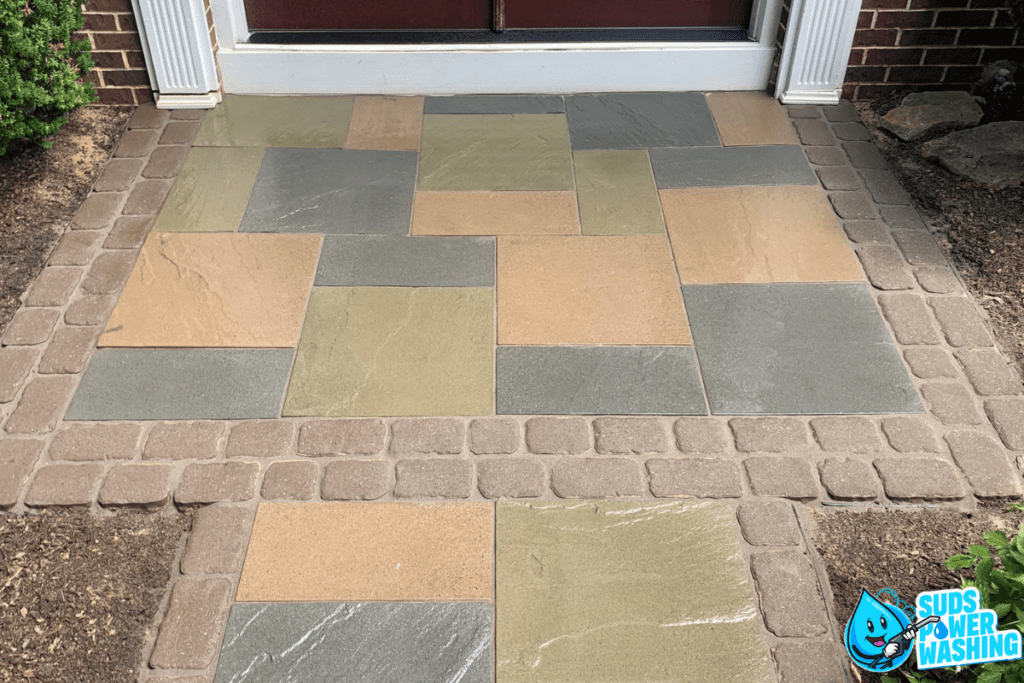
0,99 -> 1021,683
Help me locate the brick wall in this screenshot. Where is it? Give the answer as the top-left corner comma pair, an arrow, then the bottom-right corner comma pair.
847,0 -> 1023,100
74,0 -> 220,105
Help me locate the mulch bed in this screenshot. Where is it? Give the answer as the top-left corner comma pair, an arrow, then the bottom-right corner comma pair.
0,510 -> 191,683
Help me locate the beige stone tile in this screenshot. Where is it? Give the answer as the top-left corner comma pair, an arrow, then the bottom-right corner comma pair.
236,502 -> 493,601
411,191 -> 580,235
662,186 -> 865,284
706,92 -> 800,146
99,233 -> 321,348
497,235 -> 691,345
345,96 -> 424,151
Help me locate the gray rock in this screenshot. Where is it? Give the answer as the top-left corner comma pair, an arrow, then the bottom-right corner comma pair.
921,121 -> 1024,190
880,91 -> 984,142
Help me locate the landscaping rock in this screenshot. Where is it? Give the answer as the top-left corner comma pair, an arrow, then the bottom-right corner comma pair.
879,91 -> 984,142
921,121 -> 1024,190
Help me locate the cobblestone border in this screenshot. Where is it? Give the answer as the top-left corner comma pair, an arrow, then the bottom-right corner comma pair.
1,99 -> 1022,683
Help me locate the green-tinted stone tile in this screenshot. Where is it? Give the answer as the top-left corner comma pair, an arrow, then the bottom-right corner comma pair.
418,115 -> 573,191
152,147 -> 263,232
193,96 -> 354,148
496,501 -> 773,683
284,287 -> 494,417
574,150 -> 665,235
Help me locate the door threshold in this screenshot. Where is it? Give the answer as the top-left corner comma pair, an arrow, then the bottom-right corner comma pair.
247,27 -> 751,45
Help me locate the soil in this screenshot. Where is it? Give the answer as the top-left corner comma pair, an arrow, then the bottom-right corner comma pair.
856,93 -> 1024,381
0,104 -> 133,335
0,510 -> 191,683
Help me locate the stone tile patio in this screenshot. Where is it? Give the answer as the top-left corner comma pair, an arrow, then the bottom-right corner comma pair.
0,92 -> 1022,683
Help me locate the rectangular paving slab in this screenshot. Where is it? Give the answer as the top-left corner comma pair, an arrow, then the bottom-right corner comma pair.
64,348 -> 293,420
345,95 -> 424,151
236,502 -> 493,601
418,114 -> 573,191
565,93 -> 721,149
411,191 -> 580,235
574,150 -> 665,235
193,95 -> 354,148
284,287 -> 494,416
683,283 -> 924,415
424,94 -> 566,114
650,145 -> 818,188
496,346 -> 706,415
705,91 -> 800,147
214,602 -> 492,683
496,501 -> 773,683
239,148 -> 417,234
151,147 -> 263,233
316,235 -> 494,287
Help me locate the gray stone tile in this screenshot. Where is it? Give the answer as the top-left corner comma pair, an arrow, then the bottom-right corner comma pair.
496,346 -> 706,415
316,235 -> 494,287
650,145 -> 817,188
424,95 -> 565,114
566,93 -> 720,149
65,349 -> 293,420
213,602 -> 491,683
239,149 -> 416,235
683,283 -> 923,415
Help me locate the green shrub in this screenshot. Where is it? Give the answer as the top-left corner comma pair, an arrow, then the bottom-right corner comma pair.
0,0 -> 98,156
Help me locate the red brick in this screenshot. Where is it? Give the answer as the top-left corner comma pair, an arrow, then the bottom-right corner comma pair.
934,9 -> 997,26
97,88 -> 137,105
874,10 -> 936,28
849,48 -> 867,65
91,32 -> 143,50
923,46 -> 983,63
847,65 -> 888,81
103,69 -> 150,86
134,88 -> 155,105
117,13 -> 138,31
863,0 -> 909,9
945,65 -> 986,82
865,47 -> 925,63
984,47 -> 1024,62
90,51 -> 126,69
854,28 -> 900,46
911,0 -> 968,7
898,28 -> 958,44
844,83 -> 860,100
958,27 -> 1016,43
83,13 -> 117,31
888,65 -> 946,81
125,51 -> 146,68
856,84 -> 907,98
86,0 -> 132,11
859,11 -> 875,29
83,71 -> 102,87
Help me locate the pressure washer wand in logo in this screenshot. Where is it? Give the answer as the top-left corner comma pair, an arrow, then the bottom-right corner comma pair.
879,615 -> 941,664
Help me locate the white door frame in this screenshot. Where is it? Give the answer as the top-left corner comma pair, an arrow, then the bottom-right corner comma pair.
138,0 -> 861,106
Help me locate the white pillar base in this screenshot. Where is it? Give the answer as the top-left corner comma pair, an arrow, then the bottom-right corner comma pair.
775,0 -> 862,104
155,92 -> 223,109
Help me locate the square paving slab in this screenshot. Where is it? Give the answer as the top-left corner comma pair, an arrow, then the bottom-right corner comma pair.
496,346 -> 706,415
496,235 -> 690,345
315,235 -> 494,287
64,348 -> 293,420
683,283 -> 924,414
418,115 -> 573,191
284,287 -> 494,416
573,150 -> 665,235
411,191 -> 580,235
192,95 -> 354,148
565,93 -> 721,149
345,95 -> 424,151
239,148 -> 417,234
706,92 -> 800,146
214,602 -> 492,683
151,147 -> 263,233
661,186 -> 864,284
424,95 -> 566,114
650,145 -> 818,188
496,501 -> 773,683
237,502 -> 493,601
100,233 -> 320,347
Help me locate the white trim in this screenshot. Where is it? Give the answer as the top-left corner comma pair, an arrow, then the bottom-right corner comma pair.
775,0 -> 863,104
135,0 -> 220,98
155,92 -> 224,108
206,0 -> 783,95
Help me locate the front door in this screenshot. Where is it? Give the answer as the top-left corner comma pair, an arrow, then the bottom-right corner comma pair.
244,0 -> 754,33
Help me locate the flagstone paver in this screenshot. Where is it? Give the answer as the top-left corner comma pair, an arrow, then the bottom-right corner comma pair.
424,94 -> 565,114
565,92 -> 720,149
315,234 -> 493,286
573,150 -> 665,235
411,191 -> 580,235
345,95 -> 424,151
651,145 -> 818,187
706,91 -> 799,146
151,147 -> 263,233
192,95 -> 354,148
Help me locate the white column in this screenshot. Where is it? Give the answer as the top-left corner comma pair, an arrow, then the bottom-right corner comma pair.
775,0 -> 862,104
132,0 -> 222,109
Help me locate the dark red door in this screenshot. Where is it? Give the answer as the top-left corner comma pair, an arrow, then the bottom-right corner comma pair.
245,0 -> 752,32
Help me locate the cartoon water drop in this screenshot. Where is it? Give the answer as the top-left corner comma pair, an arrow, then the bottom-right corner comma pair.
933,618 -> 948,639
844,589 -> 937,673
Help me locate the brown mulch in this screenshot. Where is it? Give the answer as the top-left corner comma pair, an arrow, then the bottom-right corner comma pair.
812,504 -> 1024,683
0,510 -> 191,683
857,94 -> 1024,381
0,104 -> 133,335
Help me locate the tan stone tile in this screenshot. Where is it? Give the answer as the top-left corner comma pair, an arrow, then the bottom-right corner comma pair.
345,96 -> 424,151
661,186 -> 865,284
497,235 -> 691,345
236,502 -> 493,601
411,191 -> 580,235
99,233 -> 320,347
573,150 -> 664,235
706,91 -> 800,146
